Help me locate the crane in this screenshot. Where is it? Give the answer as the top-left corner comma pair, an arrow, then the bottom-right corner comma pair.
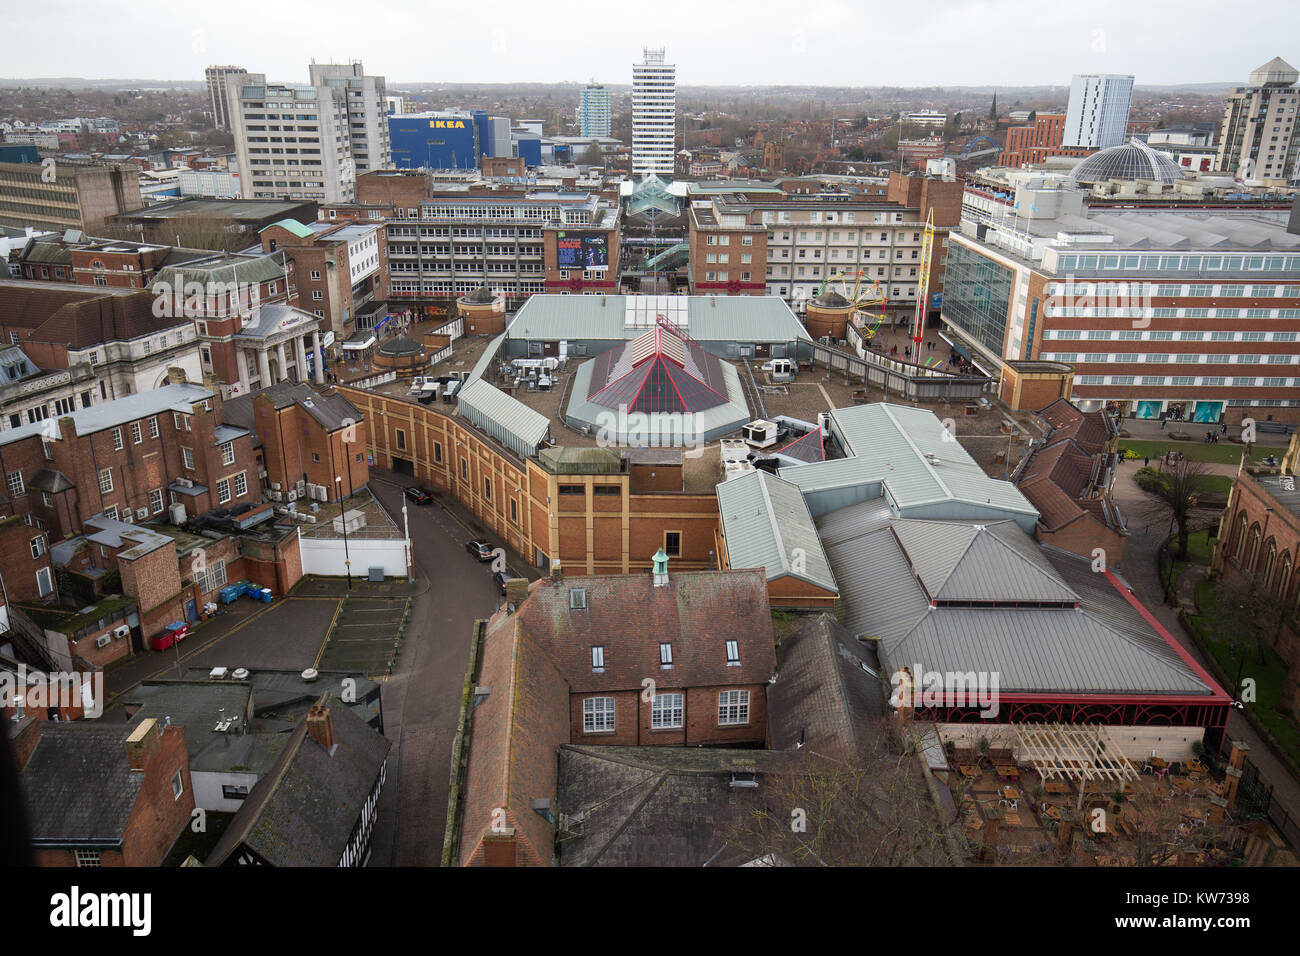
912,209 -> 935,347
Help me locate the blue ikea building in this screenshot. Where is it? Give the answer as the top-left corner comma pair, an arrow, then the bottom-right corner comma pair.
389,110 -> 522,170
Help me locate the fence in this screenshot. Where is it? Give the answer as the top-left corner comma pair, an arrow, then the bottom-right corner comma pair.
812,337 -> 992,404
1237,757 -> 1300,851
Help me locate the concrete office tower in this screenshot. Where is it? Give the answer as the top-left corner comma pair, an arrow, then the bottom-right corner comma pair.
1216,56 -> 1300,186
1063,74 -> 1135,149
205,65 -> 247,130
308,61 -> 392,173
579,83 -> 612,138
632,48 -> 676,177
227,72 -> 356,202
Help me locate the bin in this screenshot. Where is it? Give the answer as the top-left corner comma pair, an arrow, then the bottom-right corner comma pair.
259,587 -> 272,603
220,585 -> 241,604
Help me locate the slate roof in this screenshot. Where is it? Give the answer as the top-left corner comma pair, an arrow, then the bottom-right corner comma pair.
152,251 -> 287,292
206,701 -> 391,866
28,469 -> 75,493
555,745 -> 792,867
768,614 -> 886,763
247,381 -> 361,432
18,721 -> 142,845
516,570 -> 777,694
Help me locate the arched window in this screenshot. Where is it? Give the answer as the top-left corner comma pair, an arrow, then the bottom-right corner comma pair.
90,259 -> 105,271
1246,524 -> 1262,572
1262,539 -> 1277,588
1276,552 -> 1292,599
1231,512 -> 1248,562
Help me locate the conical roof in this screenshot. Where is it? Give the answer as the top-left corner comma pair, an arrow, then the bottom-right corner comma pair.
462,285 -> 499,305
377,335 -> 423,357
812,289 -> 853,309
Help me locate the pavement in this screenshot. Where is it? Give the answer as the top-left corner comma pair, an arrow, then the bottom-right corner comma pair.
1110,460 -> 1300,830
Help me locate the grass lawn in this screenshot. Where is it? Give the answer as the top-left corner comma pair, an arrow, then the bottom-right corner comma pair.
1119,438 -> 1285,466
1187,581 -> 1300,770
1178,529 -> 1217,565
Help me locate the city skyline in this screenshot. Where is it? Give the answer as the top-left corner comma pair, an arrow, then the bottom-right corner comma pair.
3,0 -> 1297,88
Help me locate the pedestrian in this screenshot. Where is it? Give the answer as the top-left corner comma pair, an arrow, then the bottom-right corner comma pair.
1144,456 -> 1149,468
1160,416 -> 1166,430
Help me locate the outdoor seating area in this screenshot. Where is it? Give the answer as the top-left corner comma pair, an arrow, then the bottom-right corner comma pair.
945,729 -> 1236,866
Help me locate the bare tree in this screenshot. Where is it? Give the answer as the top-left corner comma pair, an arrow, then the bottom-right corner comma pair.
722,720 -> 956,866
1214,568 -> 1286,665
1138,456 -> 1219,561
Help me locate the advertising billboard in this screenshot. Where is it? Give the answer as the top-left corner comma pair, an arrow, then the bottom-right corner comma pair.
556,231 -> 609,271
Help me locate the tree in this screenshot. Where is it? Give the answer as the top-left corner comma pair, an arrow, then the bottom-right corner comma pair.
579,144 -> 604,167
1137,456 -> 1217,561
721,720 -> 956,866
1215,568 -> 1286,666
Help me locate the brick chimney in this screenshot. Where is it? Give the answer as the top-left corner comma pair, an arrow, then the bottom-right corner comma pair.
8,716 -> 40,771
306,703 -> 335,753
125,717 -> 161,771
166,366 -> 189,385
504,578 -> 529,607
549,559 -> 562,582
482,828 -> 518,867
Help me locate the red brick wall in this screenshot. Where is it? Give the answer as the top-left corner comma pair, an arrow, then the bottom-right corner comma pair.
0,517 -> 54,603
119,722 -> 194,867
568,683 -> 768,747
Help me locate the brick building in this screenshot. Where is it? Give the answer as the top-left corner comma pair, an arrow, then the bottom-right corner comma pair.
150,251 -> 327,398
258,219 -> 387,349
996,114 -> 1097,167
457,565 -> 777,866
0,280 -> 203,429
1212,448 -> 1300,712
0,382 -> 260,541
12,716 -> 194,867
0,513 -> 56,603
0,162 -> 142,234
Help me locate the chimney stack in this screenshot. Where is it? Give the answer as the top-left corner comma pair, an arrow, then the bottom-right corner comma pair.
8,716 -> 41,772
306,703 -> 336,753
504,577 -> 529,607
125,718 -> 161,771
550,560 -> 563,582
482,828 -> 518,867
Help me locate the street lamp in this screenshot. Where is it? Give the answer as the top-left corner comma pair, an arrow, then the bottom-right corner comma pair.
336,474 -> 352,590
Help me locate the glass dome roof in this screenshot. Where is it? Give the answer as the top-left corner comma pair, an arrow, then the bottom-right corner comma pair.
1069,139 -> 1186,186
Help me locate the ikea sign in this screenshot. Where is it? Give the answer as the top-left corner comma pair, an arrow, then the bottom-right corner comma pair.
429,120 -> 467,129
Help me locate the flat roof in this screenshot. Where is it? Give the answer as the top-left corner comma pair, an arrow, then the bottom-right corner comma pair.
116,198 -> 313,221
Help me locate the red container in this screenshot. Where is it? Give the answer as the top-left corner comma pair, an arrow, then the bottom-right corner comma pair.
155,621 -> 189,651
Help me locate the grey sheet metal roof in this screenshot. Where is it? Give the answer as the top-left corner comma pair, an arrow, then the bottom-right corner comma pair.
456,379 -> 550,458
716,470 -> 836,593
152,251 -> 287,292
213,425 -> 248,445
891,519 -> 1079,604
0,382 -> 212,447
816,506 -> 1214,696
780,403 -> 1039,528
507,294 -> 811,345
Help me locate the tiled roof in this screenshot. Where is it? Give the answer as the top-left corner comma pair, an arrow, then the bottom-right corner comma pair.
458,615 -> 571,867
1037,398 -> 1112,455
768,614 -> 886,763
0,281 -> 184,348
516,570 -> 777,693
1017,437 -> 1118,532
18,722 -> 142,844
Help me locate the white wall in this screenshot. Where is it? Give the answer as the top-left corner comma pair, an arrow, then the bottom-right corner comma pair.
938,723 -> 1206,763
193,769 -> 262,812
299,536 -> 410,578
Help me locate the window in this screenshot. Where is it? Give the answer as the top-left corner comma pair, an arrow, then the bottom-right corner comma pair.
483,477 -> 491,501
659,642 -> 673,666
510,498 -> 518,524
222,784 -> 250,801
396,429 -> 406,450
590,645 -> 604,671
148,416 -> 159,439
5,471 -> 21,499
582,697 -> 615,733
195,558 -> 227,595
570,588 -> 587,610
149,488 -> 164,514
74,849 -> 101,868
221,441 -> 235,465
664,531 -> 681,557
97,468 -> 113,494
234,473 -> 247,497
182,447 -> 195,470
36,566 -> 53,598
718,690 -> 750,726
112,428 -> 123,451
460,459 -> 468,480
171,770 -> 184,800
29,534 -> 46,559
217,478 -> 231,504
41,491 -> 52,507
433,442 -> 442,464
651,692 -> 684,729
726,640 -> 740,665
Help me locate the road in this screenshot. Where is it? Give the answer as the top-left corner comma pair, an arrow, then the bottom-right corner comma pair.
363,470 -> 521,867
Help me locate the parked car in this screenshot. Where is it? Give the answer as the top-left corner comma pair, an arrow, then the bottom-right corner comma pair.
404,486 -> 434,506
465,539 -> 495,562
492,570 -> 507,595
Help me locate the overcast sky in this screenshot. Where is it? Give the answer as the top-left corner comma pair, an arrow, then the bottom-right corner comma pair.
6,0 -> 1296,88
